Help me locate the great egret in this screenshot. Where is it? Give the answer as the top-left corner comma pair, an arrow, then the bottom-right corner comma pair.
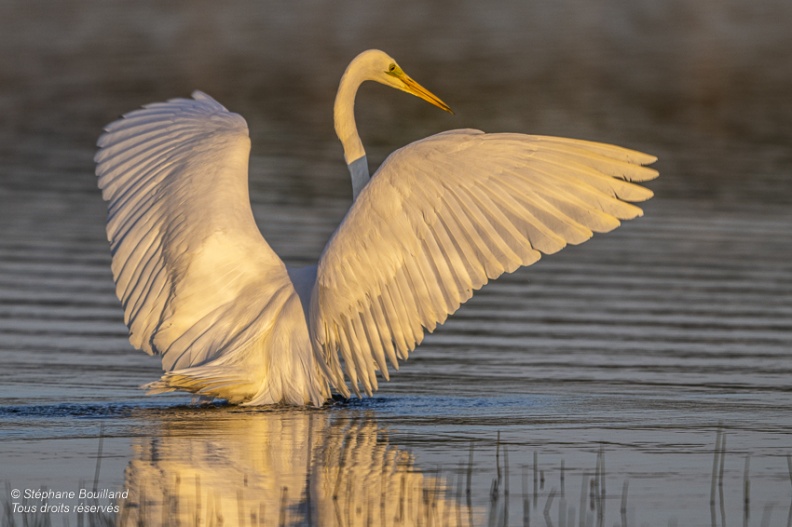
95,49 -> 657,406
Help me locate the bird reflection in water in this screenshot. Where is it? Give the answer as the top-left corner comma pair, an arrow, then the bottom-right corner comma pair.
118,408 -> 472,526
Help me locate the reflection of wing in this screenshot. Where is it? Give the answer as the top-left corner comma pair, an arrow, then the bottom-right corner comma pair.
311,130 -> 658,396
120,410 -> 470,527
96,92 -> 326,404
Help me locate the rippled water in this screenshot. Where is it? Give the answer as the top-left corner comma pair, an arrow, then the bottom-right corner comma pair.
1,1 -> 791,526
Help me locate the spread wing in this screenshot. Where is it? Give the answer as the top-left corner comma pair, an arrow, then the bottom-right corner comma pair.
95,91 -> 292,371
310,129 -> 658,397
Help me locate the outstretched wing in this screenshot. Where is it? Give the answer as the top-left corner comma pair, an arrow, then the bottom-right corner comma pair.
310,129 -> 658,397
95,91 -> 292,371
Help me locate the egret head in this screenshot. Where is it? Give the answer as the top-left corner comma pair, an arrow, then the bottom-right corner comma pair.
358,50 -> 453,114
335,50 -> 454,166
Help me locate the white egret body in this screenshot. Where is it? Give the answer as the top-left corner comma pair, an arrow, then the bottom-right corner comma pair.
95,49 -> 658,406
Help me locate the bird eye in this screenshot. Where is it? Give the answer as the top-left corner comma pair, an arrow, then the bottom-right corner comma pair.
387,63 -> 396,73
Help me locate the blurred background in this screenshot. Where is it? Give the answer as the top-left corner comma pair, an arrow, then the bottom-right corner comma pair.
1,1 -> 791,526
2,0 -> 791,214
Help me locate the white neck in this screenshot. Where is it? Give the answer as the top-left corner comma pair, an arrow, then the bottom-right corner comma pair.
334,60 -> 367,166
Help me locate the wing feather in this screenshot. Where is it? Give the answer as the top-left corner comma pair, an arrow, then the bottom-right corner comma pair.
96,91 -> 292,371
310,129 -> 657,396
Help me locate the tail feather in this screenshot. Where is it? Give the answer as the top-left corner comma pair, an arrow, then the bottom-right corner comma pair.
144,367 -> 258,405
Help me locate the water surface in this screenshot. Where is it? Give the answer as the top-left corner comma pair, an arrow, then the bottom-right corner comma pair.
1,1 -> 791,526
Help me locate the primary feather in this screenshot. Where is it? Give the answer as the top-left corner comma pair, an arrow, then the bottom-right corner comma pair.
310,129 -> 656,397
96,91 -> 328,405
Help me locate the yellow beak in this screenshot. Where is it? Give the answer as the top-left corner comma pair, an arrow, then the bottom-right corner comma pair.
392,71 -> 454,115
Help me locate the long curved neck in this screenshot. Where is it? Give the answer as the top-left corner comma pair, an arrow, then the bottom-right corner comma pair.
334,64 -> 370,199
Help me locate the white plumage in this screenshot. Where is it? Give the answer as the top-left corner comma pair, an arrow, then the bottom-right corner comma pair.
95,50 -> 657,405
